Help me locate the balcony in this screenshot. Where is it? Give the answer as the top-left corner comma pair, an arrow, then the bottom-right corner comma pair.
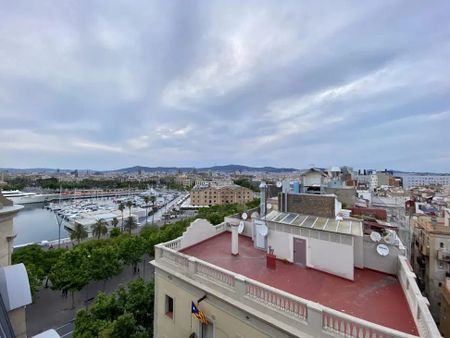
437,249 -> 450,262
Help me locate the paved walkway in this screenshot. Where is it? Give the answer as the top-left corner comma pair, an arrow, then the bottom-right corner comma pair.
26,256 -> 155,337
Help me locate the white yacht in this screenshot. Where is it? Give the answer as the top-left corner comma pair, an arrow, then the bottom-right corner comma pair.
1,190 -> 58,204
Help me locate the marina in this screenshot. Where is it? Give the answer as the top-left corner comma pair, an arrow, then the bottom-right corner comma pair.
12,189 -> 189,247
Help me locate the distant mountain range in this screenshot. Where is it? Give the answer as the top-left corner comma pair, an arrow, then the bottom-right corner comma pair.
0,164 -> 299,174
2,165 -> 448,175
110,164 -> 299,173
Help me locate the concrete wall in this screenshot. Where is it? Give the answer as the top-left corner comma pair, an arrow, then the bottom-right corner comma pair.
353,236 -> 364,269
180,219 -> 218,250
302,172 -> 323,187
8,307 -> 26,338
324,187 -> 357,208
308,237 -> 354,280
0,216 -> 13,267
280,193 -> 336,218
267,229 -> 354,280
154,270 -> 287,338
363,236 -> 400,275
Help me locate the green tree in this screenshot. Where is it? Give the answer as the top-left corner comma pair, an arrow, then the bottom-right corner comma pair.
99,313 -> 140,338
111,217 -> 119,228
73,309 -> 107,338
109,227 -> 121,238
49,248 -> 90,308
118,203 -> 125,231
124,216 -> 137,234
71,223 -> 88,244
92,219 -> 108,240
126,200 -> 133,218
42,248 -> 66,288
86,246 -> 122,290
118,236 -> 145,274
74,279 -> 154,337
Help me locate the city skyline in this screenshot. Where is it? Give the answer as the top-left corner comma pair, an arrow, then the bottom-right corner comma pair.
1,1 -> 450,171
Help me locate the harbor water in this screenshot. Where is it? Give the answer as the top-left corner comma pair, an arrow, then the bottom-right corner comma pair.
12,192 -> 188,247
13,203 -> 70,246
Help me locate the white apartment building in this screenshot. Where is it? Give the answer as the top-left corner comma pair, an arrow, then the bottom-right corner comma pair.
151,202 -> 441,337
399,174 -> 450,190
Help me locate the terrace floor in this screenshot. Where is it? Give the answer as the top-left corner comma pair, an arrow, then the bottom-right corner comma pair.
181,232 -> 418,335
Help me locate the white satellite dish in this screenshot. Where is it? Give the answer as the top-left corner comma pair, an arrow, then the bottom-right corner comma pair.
370,231 -> 382,242
258,223 -> 268,236
276,181 -> 282,188
267,203 -> 272,210
238,221 -> 245,234
242,212 -> 248,220
376,244 -> 390,257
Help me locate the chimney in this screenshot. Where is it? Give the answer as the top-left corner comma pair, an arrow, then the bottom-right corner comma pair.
231,223 -> 239,256
259,181 -> 267,217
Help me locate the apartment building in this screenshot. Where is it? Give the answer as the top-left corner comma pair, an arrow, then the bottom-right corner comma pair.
441,278 -> 450,338
190,184 -> 253,206
152,196 -> 440,338
0,190 -> 31,338
399,174 -> 450,190
411,214 -> 450,332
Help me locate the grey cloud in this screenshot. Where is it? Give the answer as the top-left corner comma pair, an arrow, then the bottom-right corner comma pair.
0,0 -> 449,170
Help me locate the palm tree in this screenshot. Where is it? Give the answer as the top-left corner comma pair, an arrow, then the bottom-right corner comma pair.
70,223 -> 88,244
150,195 -> 156,224
124,216 -> 137,234
118,203 -> 125,231
111,217 -> 119,228
92,219 -> 108,240
143,195 -> 150,224
126,200 -> 133,218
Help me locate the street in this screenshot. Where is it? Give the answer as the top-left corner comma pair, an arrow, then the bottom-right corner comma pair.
27,257 -> 155,337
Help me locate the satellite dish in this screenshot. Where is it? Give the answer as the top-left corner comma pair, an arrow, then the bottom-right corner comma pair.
370,231 -> 382,242
238,221 -> 245,234
376,244 -> 389,257
384,231 -> 396,245
258,223 -> 268,236
242,212 -> 248,220
267,203 -> 272,210
276,181 -> 282,188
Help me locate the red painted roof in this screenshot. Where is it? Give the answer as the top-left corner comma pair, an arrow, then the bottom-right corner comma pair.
182,232 -> 418,335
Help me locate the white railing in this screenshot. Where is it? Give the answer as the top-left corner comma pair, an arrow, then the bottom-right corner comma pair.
245,279 -> 307,320
163,237 -> 182,250
160,246 -> 189,268
397,256 -> 442,338
322,308 -> 417,338
155,243 -> 426,338
196,260 -> 235,288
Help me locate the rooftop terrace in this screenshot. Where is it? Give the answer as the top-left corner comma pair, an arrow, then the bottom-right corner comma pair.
182,231 -> 418,335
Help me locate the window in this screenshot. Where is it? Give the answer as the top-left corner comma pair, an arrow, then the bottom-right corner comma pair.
165,295 -> 174,319
440,242 -> 444,248
201,320 -> 214,338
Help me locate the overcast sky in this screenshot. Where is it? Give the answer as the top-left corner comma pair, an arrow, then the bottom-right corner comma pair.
1,1 -> 450,171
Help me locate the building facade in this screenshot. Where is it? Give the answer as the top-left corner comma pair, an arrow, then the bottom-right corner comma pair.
441,278 -> 450,338
190,184 -> 253,206
399,174 -> 450,190
0,189 -> 31,338
152,204 -> 441,337
411,215 -> 450,334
